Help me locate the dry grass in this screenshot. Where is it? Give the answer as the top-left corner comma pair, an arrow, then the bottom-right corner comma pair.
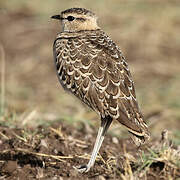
0,123 -> 179,179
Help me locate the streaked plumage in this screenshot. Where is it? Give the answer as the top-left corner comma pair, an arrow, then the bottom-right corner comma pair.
52,8 -> 150,173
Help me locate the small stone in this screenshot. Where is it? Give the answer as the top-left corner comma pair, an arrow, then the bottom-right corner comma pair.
3,161 -> 17,173
112,137 -> 119,144
40,139 -> 48,148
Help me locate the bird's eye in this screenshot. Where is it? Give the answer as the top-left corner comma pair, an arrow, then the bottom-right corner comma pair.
67,16 -> 75,21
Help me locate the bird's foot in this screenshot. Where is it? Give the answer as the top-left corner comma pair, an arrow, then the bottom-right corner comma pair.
73,164 -> 90,173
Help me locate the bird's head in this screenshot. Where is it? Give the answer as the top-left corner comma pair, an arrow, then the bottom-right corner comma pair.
51,8 -> 100,32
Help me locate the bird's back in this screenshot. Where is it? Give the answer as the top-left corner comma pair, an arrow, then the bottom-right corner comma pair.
53,29 -> 150,145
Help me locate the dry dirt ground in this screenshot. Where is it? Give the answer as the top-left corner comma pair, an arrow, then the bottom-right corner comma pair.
0,122 -> 179,180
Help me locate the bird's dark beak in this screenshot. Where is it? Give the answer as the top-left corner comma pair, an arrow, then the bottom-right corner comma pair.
51,15 -> 61,20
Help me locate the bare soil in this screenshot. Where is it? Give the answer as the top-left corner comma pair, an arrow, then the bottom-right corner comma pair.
0,123 -> 179,180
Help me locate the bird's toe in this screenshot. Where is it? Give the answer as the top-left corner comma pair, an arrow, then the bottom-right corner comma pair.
73,164 -> 90,173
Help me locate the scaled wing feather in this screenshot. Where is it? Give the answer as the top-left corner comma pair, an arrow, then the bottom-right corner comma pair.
53,30 -> 150,145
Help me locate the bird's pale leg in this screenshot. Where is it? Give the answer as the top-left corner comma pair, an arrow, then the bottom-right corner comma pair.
75,117 -> 112,173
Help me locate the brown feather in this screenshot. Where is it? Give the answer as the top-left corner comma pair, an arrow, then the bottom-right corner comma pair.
53,29 -> 150,145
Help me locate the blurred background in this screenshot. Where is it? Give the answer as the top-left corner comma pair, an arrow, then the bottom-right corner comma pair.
0,0 -> 180,141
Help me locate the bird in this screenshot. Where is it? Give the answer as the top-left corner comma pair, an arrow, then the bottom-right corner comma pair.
51,7 -> 150,173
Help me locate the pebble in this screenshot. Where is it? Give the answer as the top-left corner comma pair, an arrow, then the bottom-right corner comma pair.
112,137 -> 119,144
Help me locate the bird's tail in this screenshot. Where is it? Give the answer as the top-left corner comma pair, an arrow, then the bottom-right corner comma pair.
116,105 -> 150,146
128,129 -> 150,146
